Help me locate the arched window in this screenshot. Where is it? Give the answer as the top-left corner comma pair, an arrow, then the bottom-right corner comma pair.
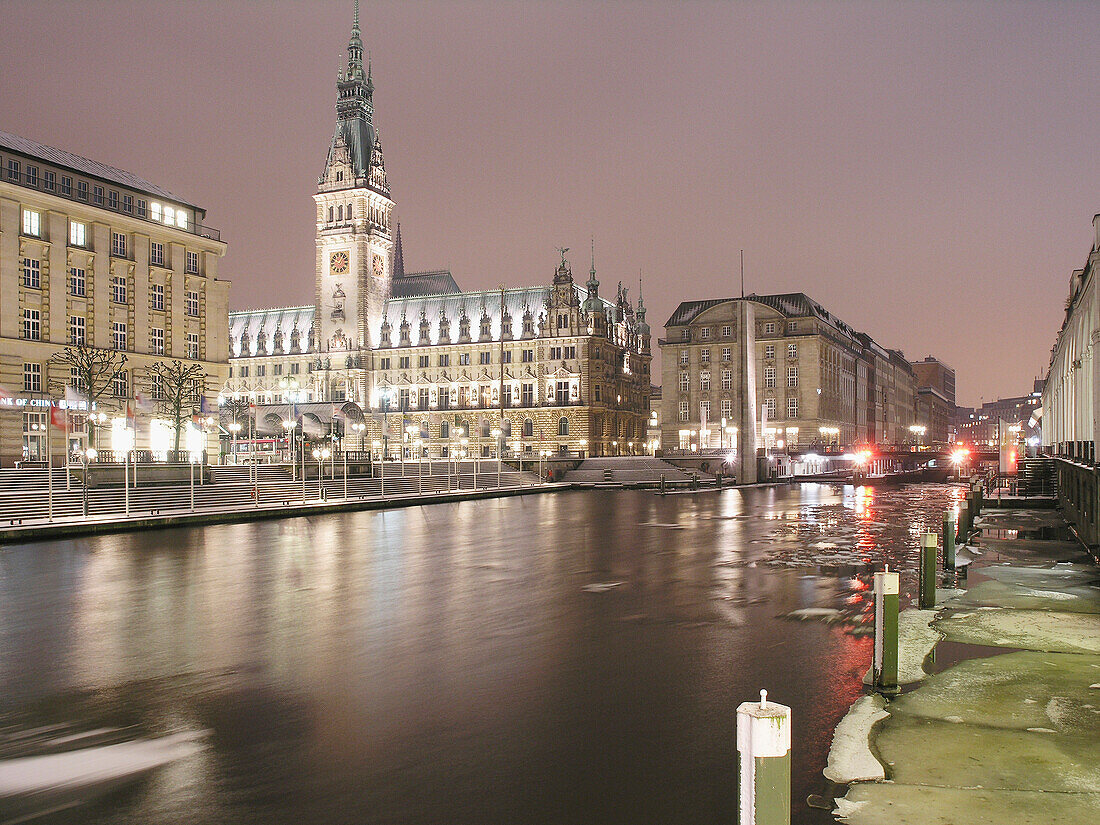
441,420 -> 450,439
420,420 -> 429,439
481,419 -> 491,438
328,206 -> 333,222
522,418 -> 534,437
558,417 -> 569,437
502,419 -> 511,439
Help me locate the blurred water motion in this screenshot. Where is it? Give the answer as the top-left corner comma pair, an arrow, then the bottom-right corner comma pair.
0,484 -> 959,824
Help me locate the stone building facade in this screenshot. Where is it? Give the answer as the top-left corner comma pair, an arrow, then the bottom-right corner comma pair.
0,130 -> 228,465
659,293 -> 916,453
222,6 -> 653,457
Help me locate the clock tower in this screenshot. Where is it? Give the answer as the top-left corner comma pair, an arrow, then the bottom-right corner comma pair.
313,0 -> 394,404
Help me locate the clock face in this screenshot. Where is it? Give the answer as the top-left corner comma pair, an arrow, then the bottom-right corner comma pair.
330,251 -> 349,274
372,253 -> 385,277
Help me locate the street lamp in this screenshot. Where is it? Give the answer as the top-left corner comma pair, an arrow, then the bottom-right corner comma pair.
492,427 -> 502,486
228,421 -> 242,464
579,438 -> 587,459
283,418 -> 297,480
312,447 -> 331,500
539,448 -> 551,483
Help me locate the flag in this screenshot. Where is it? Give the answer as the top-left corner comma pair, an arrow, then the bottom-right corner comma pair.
0,385 -> 14,404
200,395 -> 214,414
126,402 -> 136,428
134,391 -> 154,412
50,404 -> 67,430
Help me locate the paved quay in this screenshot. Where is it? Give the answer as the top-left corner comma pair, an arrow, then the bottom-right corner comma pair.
830,506 -> 1100,824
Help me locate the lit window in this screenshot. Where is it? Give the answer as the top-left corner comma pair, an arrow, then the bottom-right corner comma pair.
164,205 -> 175,225
151,202 -> 162,221
22,259 -> 41,289
69,315 -> 86,345
23,363 -> 42,393
23,309 -> 41,341
176,210 -> 187,229
151,327 -> 165,354
22,209 -> 40,236
70,220 -> 86,246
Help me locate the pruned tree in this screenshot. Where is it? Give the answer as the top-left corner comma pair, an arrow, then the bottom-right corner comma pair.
48,342 -> 128,442
223,396 -> 252,431
147,360 -> 209,456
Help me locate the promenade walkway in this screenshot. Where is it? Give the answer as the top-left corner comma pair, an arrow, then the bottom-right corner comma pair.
831,507 -> 1100,823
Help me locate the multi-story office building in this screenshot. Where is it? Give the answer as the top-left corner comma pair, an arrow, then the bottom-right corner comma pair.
223,6 -> 652,457
911,355 -> 957,444
0,130 -> 228,465
659,293 -> 916,452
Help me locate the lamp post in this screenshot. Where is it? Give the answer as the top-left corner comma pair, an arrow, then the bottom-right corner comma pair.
414,438 -> 423,494
312,447 -> 331,500
579,438 -> 587,459
283,418 -> 296,480
228,421 -> 242,465
492,427 -> 501,486
461,436 -> 470,488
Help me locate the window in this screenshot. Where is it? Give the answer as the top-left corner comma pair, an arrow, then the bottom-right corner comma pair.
93,185 -> 104,205
151,202 -> 162,222
69,220 -> 86,247
176,210 -> 187,229
111,232 -> 127,257
722,369 -> 733,390
22,363 -> 41,394
679,349 -> 689,366
787,398 -> 799,418
151,327 -> 165,354
678,372 -> 690,392
438,354 -> 450,367
521,349 -> 534,362
787,366 -> 798,387
22,209 -> 40,236
6,159 -> 18,180
679,400 -> 689,422
112,370 -> 128,398
787,321 -> 797,334
290,362 -> 300,375
26,166 -> 38,186
398,388 -> 410,410
76,180 -> 88,201
722,347 -> 732,362
151,241 -> 164,266
256,365 -> 266,377
764,344 -> 775,359
522,418 -> 534,437
273,364 -> 282,376
721,399 -> 733,419
788,343 -> 797,359
69,267 -> 86,296
502,385 -> 512,407
418,355 -> 430,368
479,351 -> 491,365
440,421 -> 450,438
701,349 -> 711,363
558,417 -> 569,436
22,259 -> 40,289
379,357 -> 391,370
398,356 -> 411,369
122,194 -> 133,213
112,322 -> 127,351
151,283 -> 164,311
69,315 -> 86,345
111,277 -> 127,304
108,190 -> 119,210
185,333 -> 199,359
151,373 -> 166,400
22,309 -> 40,340
721,325 -> 732,337
521,383 -> 535,407
186,291 -> 200,316
700,400 -> 711,423
186,251 -> 199,273
164,205 -> 175,225
765,398 -> 776,418
764,366 -> 776,388
700,371 -> 711,391
70,367 -> 85,394
60,175 -> 72,195
458,353 -> 470,366
136,199 -> 147,218
699,327 -> 711,339
763,322 -> 775,335
502,350 -> 512,363
239,366 -> 249,379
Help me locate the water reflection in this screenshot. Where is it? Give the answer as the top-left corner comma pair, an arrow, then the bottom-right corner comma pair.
0,483 -> 961,825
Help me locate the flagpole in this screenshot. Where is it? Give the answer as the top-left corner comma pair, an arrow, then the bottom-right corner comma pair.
47,406 -> 53,523
64,407 -> 70,490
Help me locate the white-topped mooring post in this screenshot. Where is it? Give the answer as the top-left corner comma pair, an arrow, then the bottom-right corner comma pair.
737,689 -> 791,825
873,566 -> 900,693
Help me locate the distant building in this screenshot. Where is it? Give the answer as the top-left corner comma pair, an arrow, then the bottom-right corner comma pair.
223,6 -> 653,457
956,386 -> 1042,446
910,356 -> 956,443
0,130 -> 229,465
659,293 -> 917,452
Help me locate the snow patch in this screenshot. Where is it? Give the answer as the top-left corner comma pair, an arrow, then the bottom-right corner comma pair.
824,694 -> 889,784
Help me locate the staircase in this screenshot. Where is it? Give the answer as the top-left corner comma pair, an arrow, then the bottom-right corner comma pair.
562,457 -> 703,485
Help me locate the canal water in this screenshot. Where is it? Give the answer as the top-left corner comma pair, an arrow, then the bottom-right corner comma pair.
0,483 -> 962,825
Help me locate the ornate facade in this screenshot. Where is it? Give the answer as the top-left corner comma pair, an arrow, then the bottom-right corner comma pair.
223,5 -> 652,457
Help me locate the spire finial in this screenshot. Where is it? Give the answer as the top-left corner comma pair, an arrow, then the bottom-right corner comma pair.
354,0 -> 360,32
590,237 -> 596,275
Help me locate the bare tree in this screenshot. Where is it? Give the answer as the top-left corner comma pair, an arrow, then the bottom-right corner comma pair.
147,360 -> 208,457
48,343 -> 128,442
223,396 -> 252,430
